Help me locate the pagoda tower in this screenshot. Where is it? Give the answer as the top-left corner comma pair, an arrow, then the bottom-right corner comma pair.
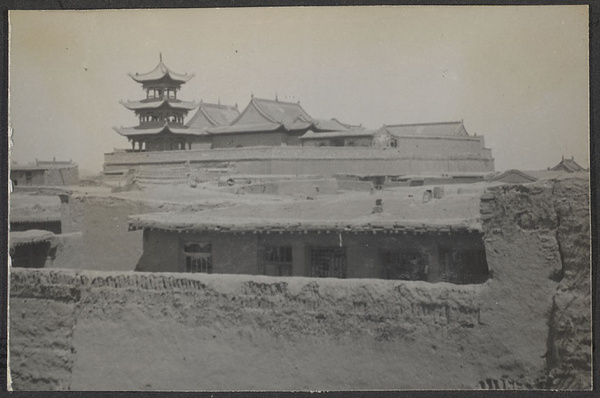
113,55 -> 199,151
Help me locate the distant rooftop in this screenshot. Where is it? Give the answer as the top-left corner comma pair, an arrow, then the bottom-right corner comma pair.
11,159 -> 77,171
551,157 -> 587,173
186,102 -> 241,132
377,120 -> 468,138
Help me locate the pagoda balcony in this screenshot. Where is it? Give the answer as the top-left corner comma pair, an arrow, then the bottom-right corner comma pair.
138,120 -> 186,128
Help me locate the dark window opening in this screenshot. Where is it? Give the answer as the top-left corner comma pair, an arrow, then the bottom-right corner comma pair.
263,246 -> 292,276
440,249 -> 489,284
310,247 -> 347,278
11,242 -> 52,268
183,242 -> 212,274
381,250 -> 428,281
10,221 -> 62,235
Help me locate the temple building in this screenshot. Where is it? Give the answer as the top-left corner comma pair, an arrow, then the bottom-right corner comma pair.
105,59 -> 495,177
113,55 -> 200,151
206,96 -> 352,148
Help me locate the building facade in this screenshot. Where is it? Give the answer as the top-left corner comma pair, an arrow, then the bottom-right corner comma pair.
130,216 -> 489,285
11,160 -> 79,187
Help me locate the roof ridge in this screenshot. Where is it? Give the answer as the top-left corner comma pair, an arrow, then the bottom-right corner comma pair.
252,97 -> 303,106
250,98 -> 281,124
201,102 -> 238,110
384,120 -> 463,128
199,107 -> 218,126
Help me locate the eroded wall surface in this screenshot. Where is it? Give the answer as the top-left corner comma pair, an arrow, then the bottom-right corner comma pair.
479,176 -> 591,389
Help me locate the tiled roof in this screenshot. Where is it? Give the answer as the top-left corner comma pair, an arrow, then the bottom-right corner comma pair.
551,158 -> 586,173
311,118 -> 350,132
207,122 -> 282,135
209,98 -> 313,135
300,129 -> 375,140
186,102 -> 240,130
128,61 -> 193,84
377,121 -> 468,137
488,169 -> 538,183
113,123 -> 205,137
251,98 -> 312,125
120,99 -> 198,111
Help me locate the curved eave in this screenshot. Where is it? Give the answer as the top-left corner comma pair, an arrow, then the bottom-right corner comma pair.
120,99 -> 199,111
113,125 -> 206,137
128,71 -> 194,84
207,122 -> 282,135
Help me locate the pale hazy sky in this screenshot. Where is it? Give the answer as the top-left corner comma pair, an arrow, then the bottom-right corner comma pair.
9,6 -> 589,173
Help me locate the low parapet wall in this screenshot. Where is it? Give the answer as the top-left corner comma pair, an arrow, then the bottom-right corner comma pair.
10,269 -> 490,390
103,145 -> 495,177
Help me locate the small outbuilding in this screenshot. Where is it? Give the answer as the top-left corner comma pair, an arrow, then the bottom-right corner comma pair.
129,198 -> 489,285
9,230 -> 57,268
11,160 -> 79,187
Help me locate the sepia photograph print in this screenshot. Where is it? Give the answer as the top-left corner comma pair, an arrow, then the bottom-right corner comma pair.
7,6 -> 591,391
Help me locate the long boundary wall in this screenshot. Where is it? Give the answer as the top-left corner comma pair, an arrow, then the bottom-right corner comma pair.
104,143 -> 494,177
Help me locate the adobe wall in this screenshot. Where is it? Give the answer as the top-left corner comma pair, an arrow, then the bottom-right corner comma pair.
11,167 -> 79,187
9,268 -> 488,390
46,167 -> 79,186
479,176 -> 591,389
10,170 -> 46,186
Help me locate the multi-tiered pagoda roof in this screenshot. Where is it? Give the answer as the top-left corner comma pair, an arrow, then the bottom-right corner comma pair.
113,56 -> 203,151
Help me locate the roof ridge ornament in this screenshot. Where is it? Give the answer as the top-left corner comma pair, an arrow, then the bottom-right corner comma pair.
160,52 -> 162,63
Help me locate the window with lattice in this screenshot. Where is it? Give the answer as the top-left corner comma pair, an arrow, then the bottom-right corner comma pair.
310,247 -> 347,278
183,242 -> 212,274
263,246 -> 292,276
440,249 -> 488,284
381,250 -> 428,281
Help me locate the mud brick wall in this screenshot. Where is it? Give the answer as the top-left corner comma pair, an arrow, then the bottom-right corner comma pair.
479,176 -> 591,389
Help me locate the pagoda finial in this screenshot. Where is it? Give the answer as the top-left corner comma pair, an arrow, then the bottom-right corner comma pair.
159,52 -> 162,63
